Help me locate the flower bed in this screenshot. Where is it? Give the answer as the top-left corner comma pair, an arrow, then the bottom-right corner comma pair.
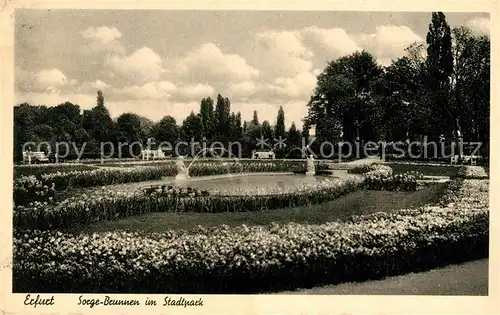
14,177 -> 364,231
14,163 -> 98,179
13,176 -> 56,206
14,160 -> 328,193
12,178 -> 488,293
363,172 -> 419,192
454,166 -> 489,179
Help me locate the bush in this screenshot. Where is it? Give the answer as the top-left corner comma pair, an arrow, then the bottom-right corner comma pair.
14,164 -> 98,179
12,179 -> 488,293
363,172 -> 418,191
13,176 -> 56,206
17,160 -> 329,192
14,177 -> 364,231
454,166 -> 489,179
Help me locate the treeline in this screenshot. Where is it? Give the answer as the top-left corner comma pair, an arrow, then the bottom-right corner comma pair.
14,91 -> 303,160
306,13 -> 490,157
14,13 -> 490,161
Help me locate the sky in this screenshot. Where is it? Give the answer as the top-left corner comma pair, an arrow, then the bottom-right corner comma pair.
14,10 -> 490,129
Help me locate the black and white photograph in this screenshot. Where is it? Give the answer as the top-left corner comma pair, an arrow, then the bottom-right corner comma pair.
1,5 -> 496,313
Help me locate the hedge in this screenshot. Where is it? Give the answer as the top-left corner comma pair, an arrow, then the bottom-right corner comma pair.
12,178 -> 488,293
14,177 -> 364,231
14,160 -> 328,193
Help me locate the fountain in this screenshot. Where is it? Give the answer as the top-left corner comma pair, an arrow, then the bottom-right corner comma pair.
306,154 -> 316,176
175,156 -> 190,181
174,148 -> 241,182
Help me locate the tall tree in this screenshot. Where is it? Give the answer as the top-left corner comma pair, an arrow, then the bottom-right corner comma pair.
200,97 -> 214,139
287,122 -> 301,148
214,94 -> 231,140
84,91 -> 115,146
181,112 -> 204,141
97,90 -> 104,107
306,51 -> 383,143
116,113 -> 145,156
251,110 -> 259,126
426,12 -> 456,139
151,116 -> 179,145
275,106 -> 286,138
261,120 -> 274,141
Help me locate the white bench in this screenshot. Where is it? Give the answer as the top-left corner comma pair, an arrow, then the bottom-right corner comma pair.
22,151 -> 49,164
462,155 -> 478,165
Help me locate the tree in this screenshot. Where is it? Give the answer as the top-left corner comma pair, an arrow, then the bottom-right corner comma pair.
275,106 -> 286,138
97,90 -> 104,107
426,12 -> 456,139
181,112 -> 204,141
251,110 -> 259,126
83,91 -> 115,146
151,116 -> 179,145
214,94 -> 231,141
306,51 -> 383,143
115,113 -> 145,156
261,120 -> 273,142
200,96 -> 214,140
288,122 -> 301,148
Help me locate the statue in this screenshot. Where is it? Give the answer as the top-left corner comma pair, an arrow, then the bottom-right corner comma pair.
175,156 -> 190,181
306,154 -> 315,176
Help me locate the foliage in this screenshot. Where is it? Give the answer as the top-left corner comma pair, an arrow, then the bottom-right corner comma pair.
363,172 -> 419,192
13,177 -> 364,230
454,166 -> 488,179
12,178 -> 488,293
275,106 -> 286,139
14,160 -> 329,193
13,176 -> 56,206
14,163 -> 98,179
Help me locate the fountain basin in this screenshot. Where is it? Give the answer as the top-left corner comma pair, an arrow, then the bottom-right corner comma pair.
164,172 -> 335,196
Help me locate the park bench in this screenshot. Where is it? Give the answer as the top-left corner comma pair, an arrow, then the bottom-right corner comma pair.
22,151 -> 49,164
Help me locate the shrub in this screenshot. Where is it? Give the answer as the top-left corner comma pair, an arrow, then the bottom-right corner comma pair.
12,179 -> 488,293
454,166 -> 489,179
19,160 -> 328,192
13,176 -> 56,206
14,177 -> 364,231
363,171 -> 418,192
14,164 -> 98,179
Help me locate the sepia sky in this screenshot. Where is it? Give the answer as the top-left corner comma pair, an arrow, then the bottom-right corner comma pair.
14,10 -> 490,128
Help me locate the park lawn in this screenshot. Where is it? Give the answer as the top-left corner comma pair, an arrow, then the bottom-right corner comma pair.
277,259 -> 488,295
386,163 -> 460,177
74,182 -> 447,234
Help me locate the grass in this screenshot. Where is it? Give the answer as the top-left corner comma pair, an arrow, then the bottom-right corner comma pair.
277,259 -> 488,295
74,182 -> 447,234
386,163 -> 460,177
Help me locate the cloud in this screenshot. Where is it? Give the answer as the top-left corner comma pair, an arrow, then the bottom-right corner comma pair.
227,81 -> 258,100
267,71 -> 317,99
178,83 -> 215,100
108,47 -> 165,84
76,79 -> 112,94
35,68 -> 68,89
466,17 -> 490,36
91,80 -> 110,90
358,25 -> 423,66
173,43 -> 259,83
82,26 -> 122,44
251,30 -> 314,78
122,81 -> 177,100
81,26 -> 125,54
300,26 -> 361,57
16,90 -> 95,108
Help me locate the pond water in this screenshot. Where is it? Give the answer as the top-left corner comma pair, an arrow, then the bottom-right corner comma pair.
165,173 -> 336,195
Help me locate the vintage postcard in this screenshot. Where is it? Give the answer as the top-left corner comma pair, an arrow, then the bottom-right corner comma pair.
1,1 -> 498,314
